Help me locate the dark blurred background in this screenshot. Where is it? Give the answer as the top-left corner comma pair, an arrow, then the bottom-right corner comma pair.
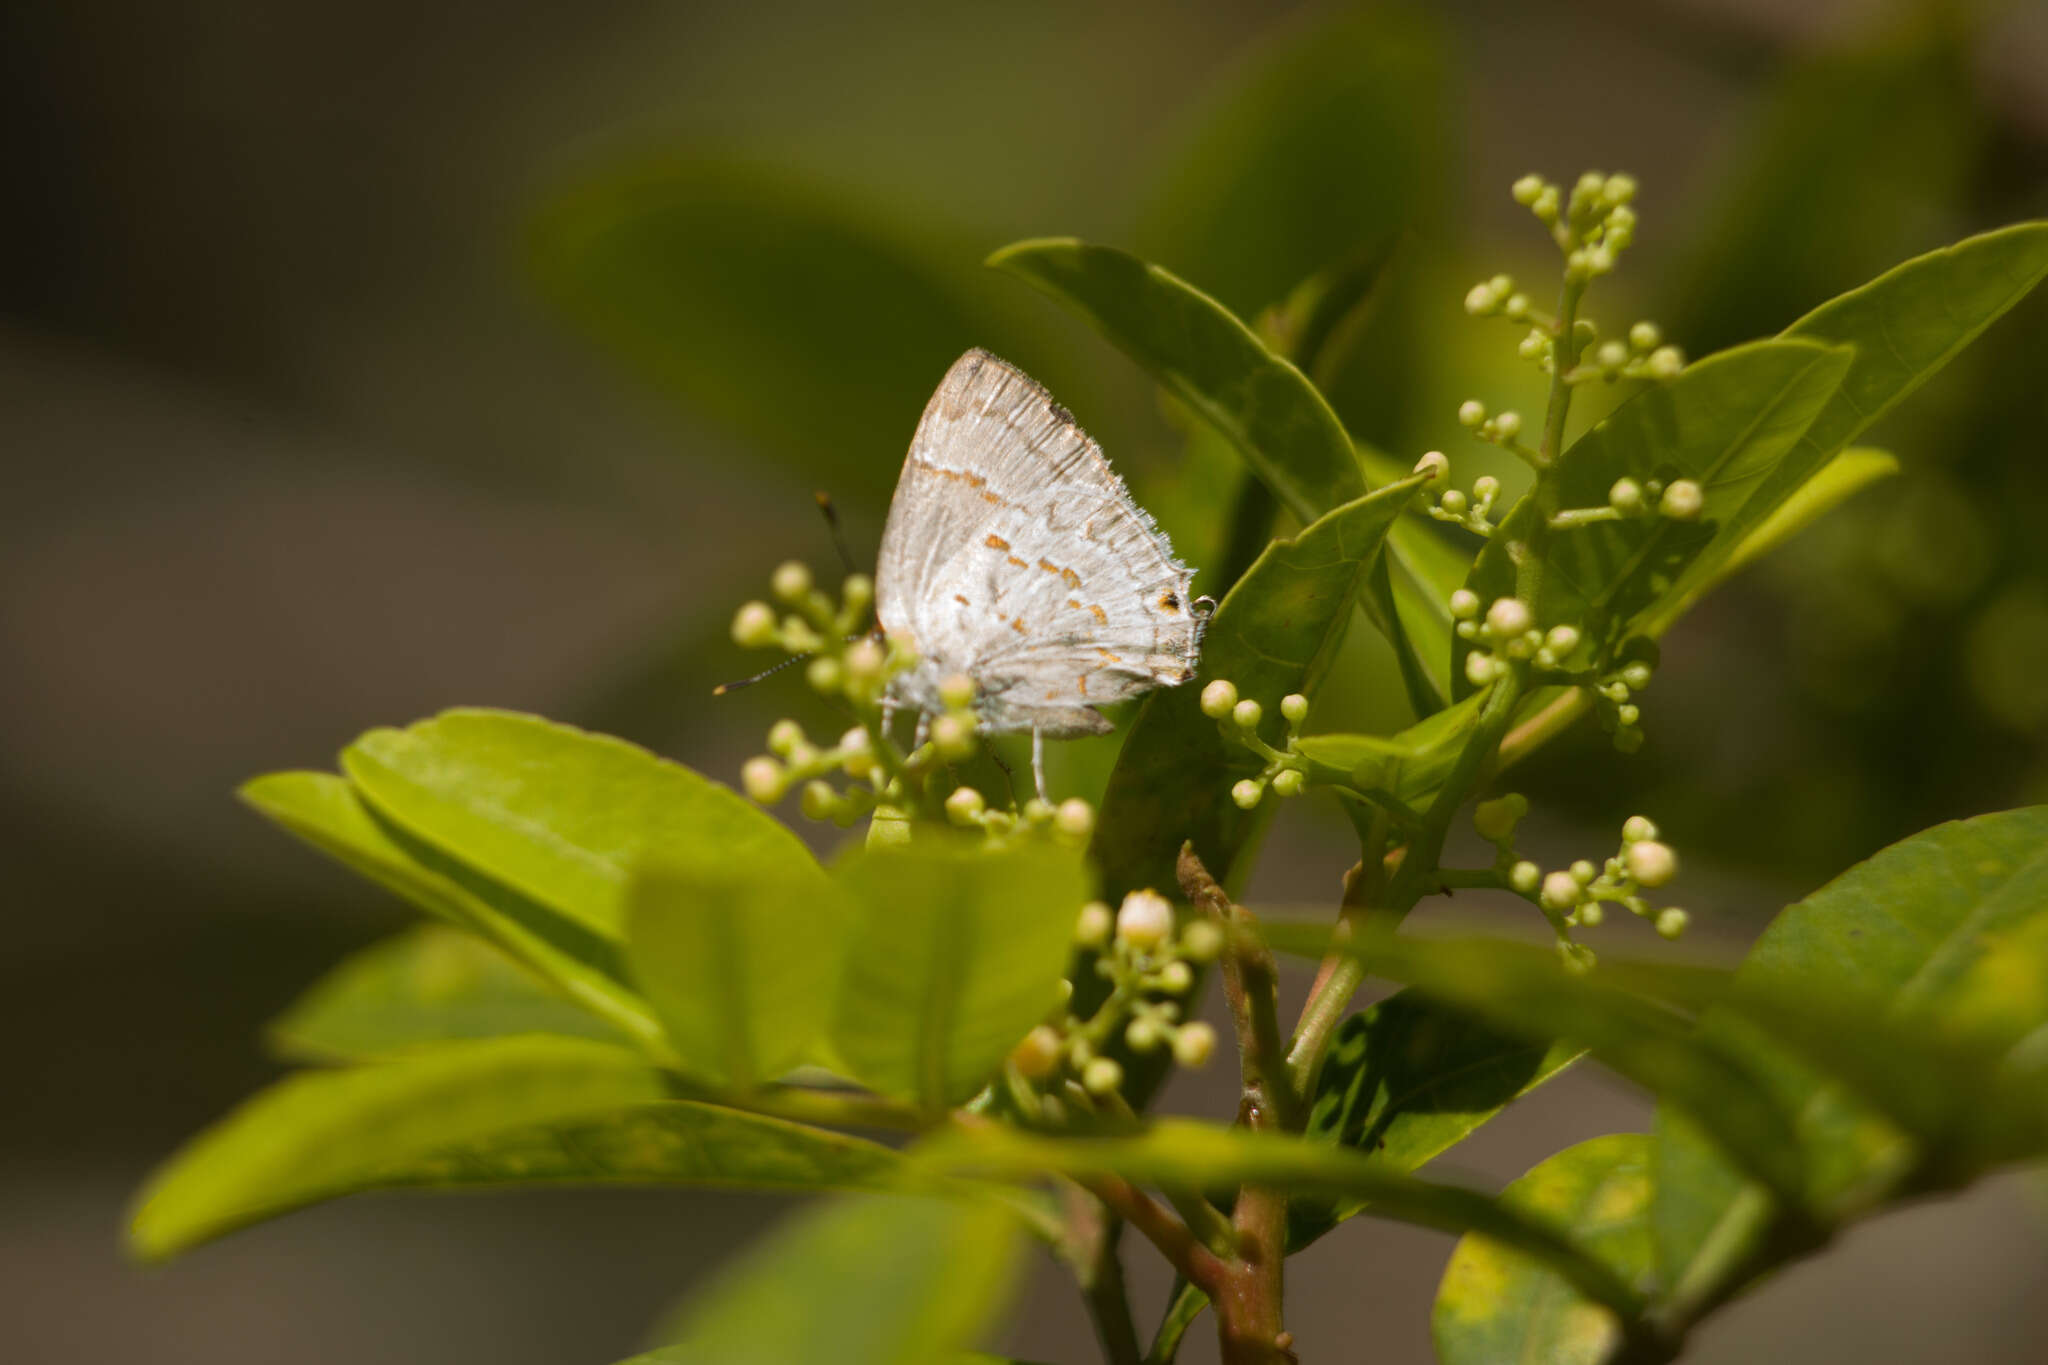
4,1 -> 2046,1362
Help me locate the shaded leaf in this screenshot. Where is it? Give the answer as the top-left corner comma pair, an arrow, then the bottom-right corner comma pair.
832,840 -> 1091,1112
630,1194 -> 1023,1365
342,709 -> 818,939
625,861 -> 847,1090
240,771 -> 663,1050
1434,1135 -> 1657,1365
1092,476 -> 1425,896
270,924 -> 626,1062
1292,690 -> 1487,816
1290,992 -> 1584,1248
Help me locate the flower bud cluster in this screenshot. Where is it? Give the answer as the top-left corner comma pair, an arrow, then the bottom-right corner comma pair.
1482,805 -> 1690,968
1199,679 -> 1315,810
1512,170 -> 1638,276
1547,475 -> 1704,532
1415,451 -> 1503,537
1006,890 -> 1223,1117
1453,593 -> 1573,687
1571,319 -> 1685,385
1454,399 -> 1540,467
1592,651 -> 1657,753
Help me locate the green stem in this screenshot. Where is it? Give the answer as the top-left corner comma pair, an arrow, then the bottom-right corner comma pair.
1067,1196 -> 1144,1365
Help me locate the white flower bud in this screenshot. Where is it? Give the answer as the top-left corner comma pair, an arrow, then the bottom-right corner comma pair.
839,726 -> 874,779
1620,661 -> 1654,691
1055,798 -> 1095,840
1172,1021 -> 1218,1069
1458,400 -> 1488,428
1464,282 -> 1499,315
1494,410 -> 1523,439
1231,698 -> 1263,730
1647,346 -> 1685,379
1200,679 -> 1239,719
1231,779 -> 1265,810
1010,1025 -> 1062,1080
731,601 -> 779,648
1414,450 -> 1450,481
1280,693 -> 1309,724
1511,173 -> 1545,205
840,572 -> 873,611
1486,596 -> 1534,638
771,560 -> 813,603
1578,900 -> 1605,927
1082,1056 -> 1124,1095
944,784 -> 986,826
765,719 -> 804,756
1448,588 -> 1481,620
1473,475 -> 1501,501
937,672 -> 977,709
1440,488 -> 1469,516
1541,870 -> 1582,912
804,656 -> 843,694
1510,861 -> 1542,894
1503,293 -> 1531,320
1616,702 -> 1641,728
1586,245 -> 1616,275
1117,890 -> 1175,950
1660,480 -> 1704,521
740,756 -> 786,804
1602,173 -> 1637,205
1125,1017 -> 1164,1052
1570,859 -> 1598,885
1158,961 -> 1194,995
1628,321 -> 1661,352
844,638 -> 887,683
1075,901 -> 1114,947
1270,768 -> 1306,798
1532,185 -> 1560,223
1465,652 -> 1499,687
930,711 -> 977,761
1622,815 -> 1658,843
1597,339 -> 1629,370
800,780 -> 836,821
1545,624 -> 1581,654
1655,907 -> 1690,940
1609,478 -> 1645,514
1625,839 -> 1679,888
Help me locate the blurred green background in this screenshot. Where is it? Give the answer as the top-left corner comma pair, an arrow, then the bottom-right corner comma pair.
4,1 -> 2045,1361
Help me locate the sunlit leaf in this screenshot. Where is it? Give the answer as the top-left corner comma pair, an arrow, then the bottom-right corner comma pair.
1093,476 -> 1425,896
270,924 -> 626,1062
628,1195 -> 1024,1365
1292,690 -> 1486,815
1434,1135 -> 1658,1365
832,840 -> 1091,1113
342,709 -> 818,939
240,771 -> 663,1050
625,861 -> 847,1090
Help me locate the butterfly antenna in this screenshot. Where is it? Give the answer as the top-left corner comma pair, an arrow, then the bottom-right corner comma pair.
815,491 -> 858,577
712,652 -> 811,696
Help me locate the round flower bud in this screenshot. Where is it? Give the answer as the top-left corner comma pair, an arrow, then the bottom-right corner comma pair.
1172,1021 -> 1218,1069
1619,661 -> 1654,691
1545,624 -> 1582,655
1473,475 -> 1501,502
1464,282 -> 1499,315
1270,768 -> 1306,798
1585,244 -> 1616,275
1486,596 -> 1534,638
1473,793 -> 1526,841
1570,859 -> 1598,885
1042,798 -> 1092,841
1440,488 -> 1469,516
766,719 -> 804,756
1231,698 -> 1263,730
1655,907 -> 1690,940
937,672 -> 977,709
1200,678 -> 1239,719
1082,1056 -> 1125,1096
839,726 -> 875,779
1448,588 -> 1481,620
940,786 -> 985,828
1609,478 -> 1645,514
931,711 -> 977,761
1117,889 -> 1175,950
1503,293 -> 1531,321
844,637 -> 888,684
840,572 -> 873,610
731,601 -> 778,648
1628,321 -> 1662,352
1231,779 -> 1265,810
1010,1025 -> 1063,1080
1518,331 -> 1548,360
1616,702 -> 1641,728
1075,900 -> 1114,948
1280,693 -> 1309,725
1158,961 -> 1194,995
1511,173 -> 1545,205
740,756 -> 786,804
1647,346 -> 1684,379
1540,870 -> 1582,912
805,656 -> 844,694
1465,652 -> 1499,687
800,780 -> 837,822
1622,815 -> 1658,844
1625,839 -> 1679,888
771,560 -> 813,603
1125,1017 -> 1164,1053
1578,900 -> 1606,927
1180,919 -> 1224,963
1414,450 -> 1450,481
1596,339 -> 1629,370
1602,173 -> 1637,205
1498,411 -> 1528,443
1458,400 -> 1487,428
1660,480 -> 1704,521
1510,860 -> 1542,895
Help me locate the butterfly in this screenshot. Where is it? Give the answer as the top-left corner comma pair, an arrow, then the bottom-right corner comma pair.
874,349 -> 1207,799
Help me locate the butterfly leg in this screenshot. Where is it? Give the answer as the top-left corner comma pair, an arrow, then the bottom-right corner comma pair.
1031,727 -> 1049,804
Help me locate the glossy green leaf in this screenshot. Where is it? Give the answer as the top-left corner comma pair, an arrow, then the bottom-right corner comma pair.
1358,443 -> 1468,713
1434,1135 -> 1657,1365
270,924 -> 626,1062
531,158 -> 1010,506
625,861 -> 847,1090
988,238 -> 1363,524
919,1121 -> 1643,1319
832,840 -> 1091,1112
1292,689 -> 1487,815
342,709 -> 818,939
240,771 -> 663,1050
1290,992 -> 1584,1248
1457,340 -> 1852,693
630,1194 -> 1024,1365
1092,476 -> 1425,895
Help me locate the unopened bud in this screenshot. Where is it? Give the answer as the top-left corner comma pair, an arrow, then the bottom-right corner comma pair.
805,656 -> 844,694
1414,450 -> 1450,481
1647,346 -> 1684,379
931,711 -> 977,761
1465,652 -> 1499,687
839,726 -> 875,779
1200,679 -> 1239,719
937,673 -> 977,710
1622,815 -> 1658,843
1619,661 -> 1654,691
771,561 -> 813,603
1628,321 -> 1661,352
1625,839 -> 1679,888
1054,798 -> 1095,840
800,780 -> 836,822
1473,793 -> 1527,841
1494,410 -> 1523,439
1609,478 -> 1645,514
1231,778 -> 1265,810
1458,400 -> 1488,428
1232,699 -> 1263,730
1660,480 -> 1704,521
1541,871 -> 1583,912
1511,173 -> 1546,205
1179,919 -> 1224,963
1280,693 -> 1309,725
1075,901 -> 1114,948
1464,282 -> 1499,315
1597,340 -> 1629,370
1117,890 -> 1175,950
1510,861 -> 1542,895
1578,901 -> 1606,927
740,757 -> 786,804
1158,961 -> 1194,995
1270,768 -> 1306,798
1448,588 -> 1481,620
944,784 -> 986,826
1440,489 -> 1469,516
732,601 -> 778,648
1082,1056 -> 1125,1096
1125,1017 -> 1164,1053
844,638 -> 887,683
1655,907 -> 1690,940
1570,860 -> 1598,885
1486,597 -> 1534,638
766,719 -> 805,756
1172,1022 -> 1218,1069
1011,1025 -> 1063,1080
1545,625 -> 1582,654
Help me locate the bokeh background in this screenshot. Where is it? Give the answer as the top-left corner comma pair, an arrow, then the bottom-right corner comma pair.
5,1 -> 2047,1361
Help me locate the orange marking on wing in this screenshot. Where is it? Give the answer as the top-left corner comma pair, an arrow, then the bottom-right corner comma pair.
1087,604 -> 1108,625
1095,647 -> 1123,663
980,491 -> 1002,504
985,533 -> 1010,551
1006,555 -> 1029,568
953,593 -> 969,605
1061,567 -> 1082,588
1011,618 -> 1029,636
1078,675 -> 1089,697
1158,592 -> 1181,613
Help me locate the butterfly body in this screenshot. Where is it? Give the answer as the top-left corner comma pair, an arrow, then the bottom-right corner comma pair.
875,350 -> 1204,789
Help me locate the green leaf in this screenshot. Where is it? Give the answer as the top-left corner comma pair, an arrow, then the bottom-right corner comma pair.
1290,992 -> 1584,1248
1292,689 -> 1487,815
919,1121 -> 1644,1320
270,924 -> 627,1062
240,771 -> 664,1050
1092,476 -> 1426,895
1433,1134 -> 1657,1365
625,861 -> 847,1090
630,1194 -> 1024,1365
342,709 -> 818,939
832,840 -> 1091,1112
1457,340 -> 1852,692
988,238 -> 1363,525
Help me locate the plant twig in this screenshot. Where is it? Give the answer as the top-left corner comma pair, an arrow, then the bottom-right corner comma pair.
1062,1187 -> 1144,1365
